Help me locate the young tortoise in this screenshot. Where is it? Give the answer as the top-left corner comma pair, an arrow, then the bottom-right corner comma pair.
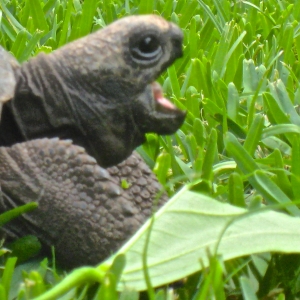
0,15 -> 186,268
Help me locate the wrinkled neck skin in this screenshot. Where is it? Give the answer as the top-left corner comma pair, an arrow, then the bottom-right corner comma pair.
0,52 -> 145,167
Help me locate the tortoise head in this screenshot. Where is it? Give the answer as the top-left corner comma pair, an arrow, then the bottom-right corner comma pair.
59,15 -> 187,165
0,15 -> 186,167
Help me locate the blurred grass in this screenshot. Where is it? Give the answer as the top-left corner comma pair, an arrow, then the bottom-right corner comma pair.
1,0 -> 300,299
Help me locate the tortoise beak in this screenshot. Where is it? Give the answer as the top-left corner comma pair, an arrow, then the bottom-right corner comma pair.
149,81 -> 186,134
133,82 -> 186,135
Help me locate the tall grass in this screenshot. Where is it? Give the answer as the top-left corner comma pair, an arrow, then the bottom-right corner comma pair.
1,0 -> 300,299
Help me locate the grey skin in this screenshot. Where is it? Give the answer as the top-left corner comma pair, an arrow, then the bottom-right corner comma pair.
0,15 -> 185,268
0,15 -> 185,167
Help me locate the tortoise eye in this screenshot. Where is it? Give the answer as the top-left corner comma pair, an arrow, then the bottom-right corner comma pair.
130,34 -> 162,64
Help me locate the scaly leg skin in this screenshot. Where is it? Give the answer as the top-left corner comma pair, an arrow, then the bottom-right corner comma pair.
0,138 -> 167,268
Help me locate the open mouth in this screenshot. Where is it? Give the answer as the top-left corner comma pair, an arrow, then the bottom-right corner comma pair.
134,81 -> 186,136
151,81 -> 184,115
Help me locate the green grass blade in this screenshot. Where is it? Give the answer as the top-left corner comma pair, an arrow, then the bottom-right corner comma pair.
197,0 -> 222,34
201,128 -> 217,183
79,0 -> 98,37
19,30 -> 44,62
10,29 -> 27,59
252,170 -> 300,216
291,137 -> 300,198
225,132 -> 259,174
167,64 -> 181,99
58,0 -> 73,47
268,80 -> 300,126
28,0 -> 49,33
139,0 -> 154,14
272,149 -> 292,199
0,202 -> 37,226
228,172 -> 245,207
243,114 -> 264,156
1,257 -> 17,300
178,0 -> 198,29
227,82 -> 239,121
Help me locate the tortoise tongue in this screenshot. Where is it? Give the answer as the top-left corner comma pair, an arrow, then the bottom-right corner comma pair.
156,96 -> 176,109
151,82 -> 177,112
135,81 -> 186,135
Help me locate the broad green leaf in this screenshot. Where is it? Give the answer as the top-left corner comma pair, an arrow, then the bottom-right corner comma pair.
37,188 -> 300,296
110,188 -> 300,290
119,290 -> 139,300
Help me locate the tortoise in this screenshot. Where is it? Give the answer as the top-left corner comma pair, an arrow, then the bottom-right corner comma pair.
0,15 -> 186,268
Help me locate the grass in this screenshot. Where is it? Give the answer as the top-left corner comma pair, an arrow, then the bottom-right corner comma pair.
1,0 -> 300,299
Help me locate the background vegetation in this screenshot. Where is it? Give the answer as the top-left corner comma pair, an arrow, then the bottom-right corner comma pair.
1,0 -> 300,299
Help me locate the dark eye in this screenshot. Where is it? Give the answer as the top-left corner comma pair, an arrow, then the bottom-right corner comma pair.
131,34 -> 162,64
